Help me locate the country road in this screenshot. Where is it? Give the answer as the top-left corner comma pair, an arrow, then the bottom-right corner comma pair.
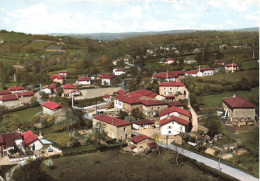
159,143 -> 258,181
35,92 -> 45,105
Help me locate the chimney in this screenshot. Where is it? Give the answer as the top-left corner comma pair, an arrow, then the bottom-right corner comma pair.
233,94 -> 236,98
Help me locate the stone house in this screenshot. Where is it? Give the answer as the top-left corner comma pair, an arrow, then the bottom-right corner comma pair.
51,74 -> 65,84
160,115 -> 190,136
225,64 -> 238,72
101,74 -> 117,85
132,119 -> 154,130
0,94 -> 21,108
159,106 -> 191,121
93,115 -> 132,141
130,135 -> 156,152
16,91 -> 35,105
141,100 -> 168,117
42,84 -> 58,94
42,101 -> 63,115
22,130 -> 43,152
167,101 -> 185,109
159,82 -> 185,99
223,95 -> 255,125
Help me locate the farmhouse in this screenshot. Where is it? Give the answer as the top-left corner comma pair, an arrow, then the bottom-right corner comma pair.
8,86 -> 26,94
0,131 -> 22,156
77,76 -> 91,85
16,91 -> 35,104
131,135 -> 156,152
51,74 -> 65,84
113,69 -> 125,76
160,115 -> 190,136
101,74 -> 117,85
152,71 -> 185,82
225,63 -> 238,72
159,82 -> 186,99
42,84 -> 57,94
223,95 -> 255,124
141,100 -> 168,117
159,106 -> 191,121
42,101 -> 63,115
132,119 -> 154,130
0,94 -> 21,108
0,90 -> 12,98
22,130 -> 43,152
63,84 -> 76,97
93,115 -> 132,141
185,67 -> 214,77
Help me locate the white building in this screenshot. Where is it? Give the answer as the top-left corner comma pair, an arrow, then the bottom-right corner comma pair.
185,67 -> 214,77
160,115 -> 190,136
133,119 -> 154,130
113,69 -> 125,76
77,76 -> 91,85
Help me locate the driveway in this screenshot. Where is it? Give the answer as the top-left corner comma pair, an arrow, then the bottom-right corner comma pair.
159,143 -> 258,181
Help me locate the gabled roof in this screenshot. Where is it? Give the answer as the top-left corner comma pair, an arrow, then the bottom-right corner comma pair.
103,94 -> 110,98
0,94 -> 18,101
63,84 -> 76,89
101,73 -> 116,79
141,100 -> 166,106
200,68 -> 214,72
43,101 -> 62,110
153,71 -> 185,79
134,89 -> 158,98
160,115 -> 190,126
8,86 -> 26,91
186,70 -> 199,75
159,82 -> 185,87
94,114 -> 131,127
23,130 -> 38,147
116,90 -> 128,95
167,101 -> 185,107
0,90 -> 11,95
159,106 -> 191,118
115,69 -> 124,72
0,132 -> 22,147
16,91 -> 35,97
225,63 -> 238,67
51,74 -> 65,80
223,96 -> 255,109
71,89 -> 81,94
43,84 -> 57,90
168,58 -> 175,62
133,119 -> 154,125
132,135 -> 152,144
79,76 -> 91,81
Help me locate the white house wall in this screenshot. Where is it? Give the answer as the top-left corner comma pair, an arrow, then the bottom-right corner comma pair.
160,121 -> 186,136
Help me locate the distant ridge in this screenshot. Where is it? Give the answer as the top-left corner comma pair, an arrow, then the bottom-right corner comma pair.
49,27 -> 259,41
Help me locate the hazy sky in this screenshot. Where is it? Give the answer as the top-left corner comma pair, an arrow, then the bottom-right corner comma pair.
0,0 -> 259,34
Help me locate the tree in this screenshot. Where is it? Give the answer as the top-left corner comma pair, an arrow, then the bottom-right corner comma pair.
131,108 -> 145,120
92,122 -> 106,145
118,110 -> 128,120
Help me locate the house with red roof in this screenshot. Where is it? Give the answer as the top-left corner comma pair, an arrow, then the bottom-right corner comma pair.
113,69 -> 125,76
0,90 -> 12,98
59,72 -> 68,78
16,91 -> 35,105
223,95 -> 255,123
225,63 -> 238,72
8,86 -> 26,94
141,99 -> 168,117
0,94 -> 21,108
0,131 -> 22,156
165,58 -> 176,64
71,89 -> 81,97
77,76 -> 91,85
42,101 -> 63,115
103,94 -> 112,103
93,115 -> 132,141
133,119 -> 154,130
22,130 -> 43,152
160,115 -> 190,136
115,89 -> 128,96
152,71 -> 185,82
185,67 -> 214,77
159,106 -> 191,121
130,135 -> 156,152
42,84 -> 58,94
214,60 -> 225,66
62,84 -> 76,98
101,73 -> 117,85
159,81 -> 186,99
167,101 -> 185,109
51,74 -> 65,84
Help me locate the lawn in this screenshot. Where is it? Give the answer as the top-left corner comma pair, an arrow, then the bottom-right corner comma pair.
0,106 -> 41,132
42,131 -> 70,148
43,149 -> 229,181
241,60 -> 259,70
202,87 -> 259,108
0,58 -> 19,63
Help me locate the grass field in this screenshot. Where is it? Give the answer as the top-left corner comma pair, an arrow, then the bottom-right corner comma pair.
0,58 -> 19,63
202,87 -> 259,108
43,149 -> 225,181
0,82 -> 19,90
241,60 -> 259,70
0,106 -> 41,132
22,41 -> 54,50
42,131 -> 70,148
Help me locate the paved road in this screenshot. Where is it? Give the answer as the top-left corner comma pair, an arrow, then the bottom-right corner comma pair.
125,61 -> 141,71
159,143 -> 258,181
35,92 -> 45,105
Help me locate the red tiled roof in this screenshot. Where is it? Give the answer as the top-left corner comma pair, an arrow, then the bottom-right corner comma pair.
43,101 -> 62,110
0,90 -> 11,95
121,93 -> 143,105
168,58 -> 175,62
164,96 -> 176,99
0,135 -> 4,144
63,84 -> 76,89
225,64 -> 238,68
186,70 -> 199,75
23,130 -> 38,147
94,114 -> 131,127
103,94 -> 110,98
51,74 -> 65,80
116,90 -> 128,95
200,68 -> 214,72
0,94 -> 18,101
115,69 -> 124,72
133,119 -> 154,125
101,73 -> 116,79
153,71 -> 183,79
71,89 -> 81,94
159,82 -> 185,87
141,100 -> 166,106
134,89 -> 158,98
0,132 -> 22,147
160,115 -> 190,126
8,86 -> 26,91
159,106 -> 191,118
223,96 -> 255,109
167,101 -> 185,107
79,76 -> 91,81
147,142 -> 157,149
132,135 -> 152,144
16,91 -> 35,97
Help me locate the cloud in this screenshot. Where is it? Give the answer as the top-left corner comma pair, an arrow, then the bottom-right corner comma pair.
124,6 -> 143,19
206,0 -> 257,12
245,12 -> 259,21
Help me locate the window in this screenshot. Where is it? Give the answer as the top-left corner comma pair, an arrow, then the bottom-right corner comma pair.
177,87 -> 179,90
124,127 -> 126,131
170,88 -> 172,90
164,88 -> 166,90
168,126 -> 172,129
168,131 -> 171,134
